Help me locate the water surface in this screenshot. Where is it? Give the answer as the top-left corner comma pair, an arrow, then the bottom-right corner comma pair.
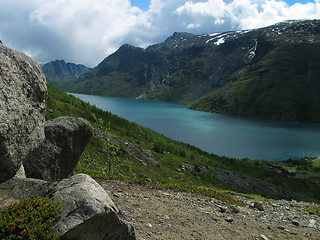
72,93 -> 320,161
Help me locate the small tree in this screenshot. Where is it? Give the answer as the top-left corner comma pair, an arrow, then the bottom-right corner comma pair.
98,119 -> 122,175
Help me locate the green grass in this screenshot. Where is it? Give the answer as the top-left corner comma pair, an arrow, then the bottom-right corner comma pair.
46,84 -> 320,202
0,197 -> 61,240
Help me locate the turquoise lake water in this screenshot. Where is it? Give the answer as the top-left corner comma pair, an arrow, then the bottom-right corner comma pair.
72,93 -> 320,161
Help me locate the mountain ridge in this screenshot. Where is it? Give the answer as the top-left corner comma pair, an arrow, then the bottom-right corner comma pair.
48,19 -> 320,123
41,59 -> 90,83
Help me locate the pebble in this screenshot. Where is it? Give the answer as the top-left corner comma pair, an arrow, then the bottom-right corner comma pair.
259,234 -> 269,240
225,217 -> 233,223
254,201 -> 265,211
292,220 -> 300,226
219,206 -> 227,213
308,219 -> 316,228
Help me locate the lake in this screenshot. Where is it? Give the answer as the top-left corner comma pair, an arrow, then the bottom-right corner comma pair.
71,93 -> 320,161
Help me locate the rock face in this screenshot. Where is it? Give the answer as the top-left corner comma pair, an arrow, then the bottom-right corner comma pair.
0,174 -> 136,240
0,44 -> 47,183
24,117 -> 93,181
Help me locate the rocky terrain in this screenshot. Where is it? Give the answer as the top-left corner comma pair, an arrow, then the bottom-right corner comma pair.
0,42 -> 135,239
100,179 -> 320,240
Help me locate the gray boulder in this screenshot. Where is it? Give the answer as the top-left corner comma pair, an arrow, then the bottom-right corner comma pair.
52,174 -> 135,240
24,117 -> 93,181
0,174 -> 136,240
0,44 -> 47,183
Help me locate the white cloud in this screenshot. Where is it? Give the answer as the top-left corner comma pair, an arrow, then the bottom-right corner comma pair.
0,0 -> 319,67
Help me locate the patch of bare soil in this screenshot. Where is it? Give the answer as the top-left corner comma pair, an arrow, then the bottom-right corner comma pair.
97,179 -> 320,240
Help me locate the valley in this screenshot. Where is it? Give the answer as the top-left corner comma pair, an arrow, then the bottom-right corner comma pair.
43,20 -> 320,123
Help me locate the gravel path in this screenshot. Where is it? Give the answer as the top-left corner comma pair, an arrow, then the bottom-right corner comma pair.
97,179 -> 320,240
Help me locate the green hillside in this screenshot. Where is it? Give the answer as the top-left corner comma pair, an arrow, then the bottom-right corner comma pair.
46,84 -> 320,202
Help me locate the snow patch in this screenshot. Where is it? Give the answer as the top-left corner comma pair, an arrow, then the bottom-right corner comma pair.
248,39 -> 257,59
214,38 -> 225,46
206,33 -> 227,44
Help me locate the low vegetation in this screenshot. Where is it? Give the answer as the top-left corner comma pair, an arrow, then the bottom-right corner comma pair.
0,197 -> 61,240
46,84 -> 320,202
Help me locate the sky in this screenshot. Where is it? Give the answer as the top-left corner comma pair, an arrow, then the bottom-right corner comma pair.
0,0 -> 319,67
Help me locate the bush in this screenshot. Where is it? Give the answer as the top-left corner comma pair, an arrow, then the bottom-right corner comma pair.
0,196 -> 61,240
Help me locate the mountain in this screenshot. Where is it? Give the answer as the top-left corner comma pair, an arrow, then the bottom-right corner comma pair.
55,20 -> 320,123
41,60 -> 90,83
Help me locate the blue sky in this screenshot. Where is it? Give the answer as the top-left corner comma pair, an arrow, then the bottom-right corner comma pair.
0,0 -> 319,67
131,0 -> 150,11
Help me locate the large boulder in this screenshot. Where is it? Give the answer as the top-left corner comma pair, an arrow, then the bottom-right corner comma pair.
0,174 -> 136,240
0,44 -> 47,183
24,117 -> 93,181
52,174 -> 136,240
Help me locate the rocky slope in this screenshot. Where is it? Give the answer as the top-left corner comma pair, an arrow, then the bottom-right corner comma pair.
41,59 -> 90,83
56,20 -> 320,123
100,179 -> 320,240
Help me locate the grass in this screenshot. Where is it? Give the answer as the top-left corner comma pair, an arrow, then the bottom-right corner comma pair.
46,84 -> 320,203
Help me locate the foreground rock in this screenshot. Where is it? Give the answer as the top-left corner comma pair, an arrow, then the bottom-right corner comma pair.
0,174 -> 136,240
52,174 -> 135,240
24,117 -> 93,181
0,44 -> 47,183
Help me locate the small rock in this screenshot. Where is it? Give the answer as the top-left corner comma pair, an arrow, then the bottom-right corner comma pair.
231,207 -> 240,214
225,217 -> 233,223
113,193 -> 121,198
292,220 -> 299,226
146,223 -> 153,228
259,234 -> 269,240
254,201 -> 265,211
219,206 -> 227,213
308,219 -> 316,228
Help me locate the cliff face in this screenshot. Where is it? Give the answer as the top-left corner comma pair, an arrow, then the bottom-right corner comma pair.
56,20 -> 320,123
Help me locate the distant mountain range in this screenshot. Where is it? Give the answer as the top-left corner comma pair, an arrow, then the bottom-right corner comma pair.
41,60 -> 90,83
44,20 -> 320,123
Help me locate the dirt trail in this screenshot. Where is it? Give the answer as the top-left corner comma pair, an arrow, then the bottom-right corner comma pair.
97,179 -> 320,240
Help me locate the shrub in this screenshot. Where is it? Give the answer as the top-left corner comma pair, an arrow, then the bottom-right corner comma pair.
0,196 -> 61,240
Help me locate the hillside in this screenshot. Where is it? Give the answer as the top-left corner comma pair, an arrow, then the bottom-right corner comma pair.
52,20 -> 320,123
46,84 -> 320,202
46,85 -> 320,239
41,59 -> 90,84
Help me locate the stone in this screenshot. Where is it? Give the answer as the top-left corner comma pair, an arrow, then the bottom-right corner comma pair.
0,44 -> 47,183
0,177 -> 49,208
231,207 -> 240,214
13,165 -> 26,179
254,201 -> 265,211
259,234 -> 269,240
0,174 -> 136,240
51,174 -> 136,240
291,220 -> 299,226
308,219 -> 316,228
225,217 -> 233,223
24,117 -> 93,181
219,206 -> 227,213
